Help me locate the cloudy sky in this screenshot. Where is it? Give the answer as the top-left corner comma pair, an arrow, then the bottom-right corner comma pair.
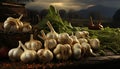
24,0 -> 120,11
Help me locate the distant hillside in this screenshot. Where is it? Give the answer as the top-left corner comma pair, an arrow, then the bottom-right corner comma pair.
78,5 -> 117,18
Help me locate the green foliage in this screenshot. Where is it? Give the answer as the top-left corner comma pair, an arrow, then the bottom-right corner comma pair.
36,5 -> 120,55
37,5 -> 75,34
87,27 -> 120,54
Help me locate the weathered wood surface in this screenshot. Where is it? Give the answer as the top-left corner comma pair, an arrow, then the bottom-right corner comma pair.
1,55 -> 120,69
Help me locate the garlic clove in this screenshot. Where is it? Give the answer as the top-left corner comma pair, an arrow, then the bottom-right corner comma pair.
53,44 -> 61,55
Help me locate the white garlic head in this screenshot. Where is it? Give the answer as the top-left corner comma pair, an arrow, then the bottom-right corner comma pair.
53,44 -> 72,60
20,49 -> 37,63
20,41 -> 37,63
78,38 -> 88,44
37,48 -> 53,63
88,38 -> 100,50
22,23 -> 32,32
75,31 -> 89,38
4,18 -> 19,32
44,39 -> 57,50
70,35 -> 79,45
46,21 -> 58,40
8,42 -> 23,61
57,33 -> 73,44
72,43 -> 82,59
25,34 -> 42,51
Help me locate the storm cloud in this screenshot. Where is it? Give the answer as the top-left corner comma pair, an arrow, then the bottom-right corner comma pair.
25,0 -> 91,11
25,0 -> 120,11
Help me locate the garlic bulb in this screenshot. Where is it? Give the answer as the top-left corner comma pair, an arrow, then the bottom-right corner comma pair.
53,44 -> 72,60
57,33 -> 73,45
8,41 -> 23,61
82,31 -> 89,38
75,31 -> 89,38
3,14 -> 24,32
72,43 -> 82,59
37,48 -> 53,63
20,41 -> 37,63
22,23 -> 32,32
88,38 -> 100,50
3,17 -> 19,32
78,38 -> 88,44
40,30 -> 57,50
25,34 -> 42,51
70,32 -> 79,45
81,42 -> 96,56
46,21 -> 58,40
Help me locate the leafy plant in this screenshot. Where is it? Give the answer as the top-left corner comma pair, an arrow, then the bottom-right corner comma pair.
87,27 -> 120,55
37,5 -> 76,34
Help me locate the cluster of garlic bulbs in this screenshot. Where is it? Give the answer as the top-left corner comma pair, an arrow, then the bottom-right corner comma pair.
3,15 -> 32,33
38,21 -> 100,61
8,33 -> 43,62
8,33 -> 53,63
8,21 -> 100,63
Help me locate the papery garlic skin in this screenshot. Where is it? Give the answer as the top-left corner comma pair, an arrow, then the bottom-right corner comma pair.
37,48 -> 53,63
46,21 -> 58,40
70,34 -> 79,45
53,44 -> 72,60
78,38 -> 88,44
72,43 -> 82,59
25,34 -> 42,51
3,15 -> 24,32
47,32 -> 58,40
40,30 -> 57,50
19,41 -> 37,63
8,46 -> 23,61
82,31 -> 89,38
20,50 -> 37,63
22,23 -> 32,32
75,31 -> 89,38
44,39 -> 57,50
88,38 -> 100,50
4,18 -> 19,32
57,33 -> 73,44
81,42 -> 96,56
25,40 -> 42,51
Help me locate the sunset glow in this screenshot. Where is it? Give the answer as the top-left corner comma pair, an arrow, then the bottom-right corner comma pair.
50,2 -> 64,7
